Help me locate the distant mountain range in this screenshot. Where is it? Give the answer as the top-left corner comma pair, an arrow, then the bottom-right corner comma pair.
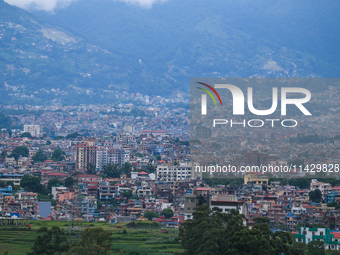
0,0 -> 339,104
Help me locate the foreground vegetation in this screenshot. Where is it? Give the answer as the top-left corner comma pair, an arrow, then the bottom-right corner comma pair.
0,220 -> 182,255
3,208 -> 340,254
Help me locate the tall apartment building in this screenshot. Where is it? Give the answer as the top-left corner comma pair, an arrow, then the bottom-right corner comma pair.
156,162 -> 192,182
96,143 -> 125,170
75,142 -> 97,171
23,125 -> 40,137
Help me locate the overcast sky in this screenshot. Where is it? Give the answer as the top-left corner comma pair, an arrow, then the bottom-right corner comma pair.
4,0 -> 166,11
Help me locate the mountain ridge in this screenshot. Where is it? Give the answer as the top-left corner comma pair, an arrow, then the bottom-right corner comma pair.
0,0 -> 339,104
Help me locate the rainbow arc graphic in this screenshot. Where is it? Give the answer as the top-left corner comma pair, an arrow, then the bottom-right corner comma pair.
196,82 -> 223,106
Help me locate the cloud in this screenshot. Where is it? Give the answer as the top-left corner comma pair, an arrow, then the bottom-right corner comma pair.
4,0 -> 167,11
119,0 -> 167,8
4,0 -> 76,11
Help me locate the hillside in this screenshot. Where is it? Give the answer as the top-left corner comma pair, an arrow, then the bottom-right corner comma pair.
0,0 -> 155,104
1,0 -> 339,104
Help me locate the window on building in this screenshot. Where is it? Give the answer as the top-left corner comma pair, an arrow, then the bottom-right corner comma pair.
187,207 -> 190,210
320,232 -> 323,236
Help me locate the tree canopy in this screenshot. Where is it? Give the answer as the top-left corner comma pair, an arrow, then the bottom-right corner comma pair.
52,148 -> 66,162
20,175 -> 46,194
32,149 -> 47,163
27,226 -> 69,255
64,177 -> 74,188
144,211 -> 159,221
309,189 -> 322,203
9,146 -> 29,160
70,227 -> 113,255
102,163 -> 121,178
160,208 -> 174,219
178,205 -> 304,255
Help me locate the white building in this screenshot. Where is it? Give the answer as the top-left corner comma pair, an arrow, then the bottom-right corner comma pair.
51,186 -> 68,200
157,162 -> 192,182
23,125 -> 40,137
96,144 -> 125,170
295,227 -> 340,250
310,179 -> 332,198
291,207 -> 307,214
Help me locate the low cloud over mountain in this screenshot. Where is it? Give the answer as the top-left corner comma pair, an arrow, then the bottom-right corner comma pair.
4,0 -> 166,11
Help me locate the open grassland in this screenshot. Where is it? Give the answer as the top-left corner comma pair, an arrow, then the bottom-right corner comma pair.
0,221 -> 183,255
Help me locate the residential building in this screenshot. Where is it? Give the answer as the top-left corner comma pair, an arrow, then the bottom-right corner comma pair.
0,173 -> 23,186
23,125 -> 40,137
310,179 -> 332,198
96,144 -> 125,170
295,227 -> 340,250
157,162 -> 192,182
75,142 -> 97,171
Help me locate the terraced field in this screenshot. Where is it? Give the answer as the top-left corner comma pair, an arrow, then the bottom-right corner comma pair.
0,227 -> 40,254
0,221 -> 184,254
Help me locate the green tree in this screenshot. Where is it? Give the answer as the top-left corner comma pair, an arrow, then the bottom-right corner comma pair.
253,217 -> 270,224
86,163 -> 96,175
178,205 -> 306,255
66,132 -> 80,139
1,150 -> 7,158
69,227 -> 113,255
0,180 -> 6,188
52,148 -> 66,162
0,112 -> 11,129
32,149 -> 47,163
120,162 -> 132,177
20,132 -> 32,138
10,146 -> 29,160
308,240 -> 325,255
102,163 -> 120,178
290,242 -> 307,255
110,197 -> 117,206
122,190 -> 132,200
20,175 -> 46,194
28,226 -> 70,255
144,211 -> 159,221
146,163 -> 156,173
53,136 -> 65,140
309,189 -> 322,203
160,208 -> 174,219
47,178 -> 63,192
64,177 -> 74,188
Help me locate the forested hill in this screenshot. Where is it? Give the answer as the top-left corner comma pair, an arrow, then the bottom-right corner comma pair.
1,0 -> 339,104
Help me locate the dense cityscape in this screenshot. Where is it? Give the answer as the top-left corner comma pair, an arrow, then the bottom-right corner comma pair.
0,0 -> 339,254
0,96 -> 340,254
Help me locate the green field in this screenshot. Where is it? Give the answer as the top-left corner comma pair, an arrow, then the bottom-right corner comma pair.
0,221 -> 183,255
